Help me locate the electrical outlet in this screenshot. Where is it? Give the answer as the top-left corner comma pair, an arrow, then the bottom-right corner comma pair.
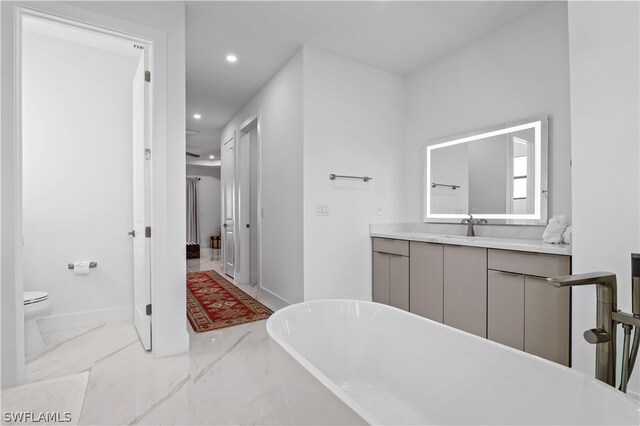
377,204 -> 383,216
316,204 -> 330,216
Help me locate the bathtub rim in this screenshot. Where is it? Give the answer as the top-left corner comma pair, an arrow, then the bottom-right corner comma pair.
267,300 -> 384,424
266,299 -> 640,424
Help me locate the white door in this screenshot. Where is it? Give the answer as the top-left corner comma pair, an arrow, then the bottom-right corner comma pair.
223,137 -> 235,278
132,52 -> 151,350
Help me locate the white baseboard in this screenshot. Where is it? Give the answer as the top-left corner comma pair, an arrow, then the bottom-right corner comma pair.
37,306 -> 133,333
260,287 -> 291,311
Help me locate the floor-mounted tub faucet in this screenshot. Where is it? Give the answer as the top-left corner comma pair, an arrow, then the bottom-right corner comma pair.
546,254 -> 640,392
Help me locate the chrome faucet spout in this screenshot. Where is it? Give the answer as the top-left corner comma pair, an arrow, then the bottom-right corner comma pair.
547,272 -> 617,304
461,214 -> 475,237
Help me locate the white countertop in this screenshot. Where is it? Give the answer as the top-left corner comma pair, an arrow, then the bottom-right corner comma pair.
370,231 -> 572,255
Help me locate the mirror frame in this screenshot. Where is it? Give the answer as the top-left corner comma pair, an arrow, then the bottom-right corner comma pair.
423,116 -> 548,225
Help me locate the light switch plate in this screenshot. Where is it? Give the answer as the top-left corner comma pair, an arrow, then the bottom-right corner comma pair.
316,204 -> 330,216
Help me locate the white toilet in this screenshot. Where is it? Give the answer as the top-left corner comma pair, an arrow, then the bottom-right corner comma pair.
24,291 -> 51,354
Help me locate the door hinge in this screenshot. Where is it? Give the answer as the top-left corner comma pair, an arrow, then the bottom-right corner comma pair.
145,226 -> 151,238
144,148 -> 151,160
146,304 -> 152,316
145,70 -> 151,83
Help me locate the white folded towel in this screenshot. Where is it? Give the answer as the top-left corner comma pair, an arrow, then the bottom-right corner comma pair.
543,215 -> 569,244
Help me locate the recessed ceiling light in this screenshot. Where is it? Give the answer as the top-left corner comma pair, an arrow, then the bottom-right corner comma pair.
193,114 -> 202,119
209,155 -> 214,159
226,54 -> 237,63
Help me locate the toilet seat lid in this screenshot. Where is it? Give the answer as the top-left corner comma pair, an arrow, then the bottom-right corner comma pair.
24,291 -> 49,304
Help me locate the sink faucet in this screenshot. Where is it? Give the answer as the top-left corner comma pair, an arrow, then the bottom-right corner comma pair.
461,214 -> 475,236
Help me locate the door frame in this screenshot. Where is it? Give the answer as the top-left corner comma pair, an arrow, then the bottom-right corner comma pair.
2,2 -> 167,387
237,113 -> 263,290
132,48 -> 153,351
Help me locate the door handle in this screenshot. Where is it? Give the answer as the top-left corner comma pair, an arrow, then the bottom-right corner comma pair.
128,230 -> 136,237
223,224 -> 228,228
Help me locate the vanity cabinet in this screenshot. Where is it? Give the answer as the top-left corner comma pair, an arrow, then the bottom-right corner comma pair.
443,245 -> 487,338
487,249 -> 571,366
371,237 -> 572,366
372,238 -> 409,310
409,242 -> 444,322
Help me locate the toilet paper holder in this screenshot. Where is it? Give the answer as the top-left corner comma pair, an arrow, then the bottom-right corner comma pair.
67,262 -> 98,270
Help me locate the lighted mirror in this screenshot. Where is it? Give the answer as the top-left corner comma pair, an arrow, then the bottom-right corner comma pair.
424,117 -> 548,224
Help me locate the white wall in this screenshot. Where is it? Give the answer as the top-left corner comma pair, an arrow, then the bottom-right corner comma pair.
302,46 -> 405,300
1,0 -> 26,388
221,50 -> 304,306
186,165 -> 221,244
22,31 -> 138,329
404,2 -> 571,223
568,0 -> 640,396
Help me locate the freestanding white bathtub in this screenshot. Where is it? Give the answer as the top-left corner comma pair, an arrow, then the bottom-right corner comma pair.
266,300 -> 640,425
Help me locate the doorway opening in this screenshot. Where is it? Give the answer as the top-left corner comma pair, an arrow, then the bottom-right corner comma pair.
237,116 -> 261,290
18,9 -> 153,367
185,120 -> 269,334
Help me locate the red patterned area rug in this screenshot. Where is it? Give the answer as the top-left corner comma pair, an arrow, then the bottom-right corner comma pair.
187,270 -> 273,332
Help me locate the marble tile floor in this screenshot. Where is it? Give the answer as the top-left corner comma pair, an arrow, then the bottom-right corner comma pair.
2,249 -> 290,425
4,319 -> 292,425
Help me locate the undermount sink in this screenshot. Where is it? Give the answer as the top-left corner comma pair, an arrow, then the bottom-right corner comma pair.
439,235 -> 506,243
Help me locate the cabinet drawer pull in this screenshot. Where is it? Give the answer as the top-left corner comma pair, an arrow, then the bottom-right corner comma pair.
490,269 -> 522,277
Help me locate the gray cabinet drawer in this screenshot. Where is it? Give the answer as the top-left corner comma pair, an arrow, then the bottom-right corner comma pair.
488,249 -> 570,278
373,238 -> 409,256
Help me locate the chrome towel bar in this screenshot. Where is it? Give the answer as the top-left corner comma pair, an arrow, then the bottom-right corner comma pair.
431,182 -> 460,190
329,174 -> 372,182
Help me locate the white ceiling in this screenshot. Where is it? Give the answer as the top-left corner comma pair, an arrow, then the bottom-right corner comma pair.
186,1 -> 547,158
